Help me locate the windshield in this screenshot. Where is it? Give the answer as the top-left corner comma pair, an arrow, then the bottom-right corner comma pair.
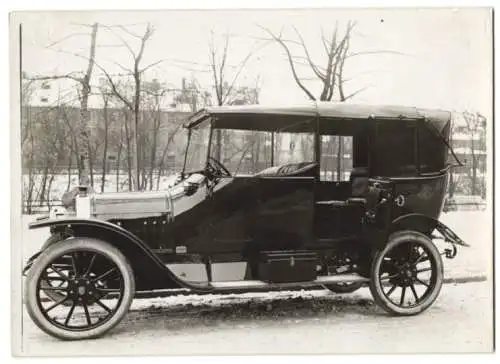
183,120 -> 211,173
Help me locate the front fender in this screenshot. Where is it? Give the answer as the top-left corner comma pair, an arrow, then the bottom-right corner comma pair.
391,213 -> 469,247
25,217 -> 212,292
28,217 -> 166,267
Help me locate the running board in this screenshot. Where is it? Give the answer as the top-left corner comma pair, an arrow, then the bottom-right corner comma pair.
209,274 -> 369,291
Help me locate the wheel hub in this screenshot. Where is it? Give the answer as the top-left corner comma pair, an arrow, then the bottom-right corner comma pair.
67,277 -> 97,301
390,263 -> 418,287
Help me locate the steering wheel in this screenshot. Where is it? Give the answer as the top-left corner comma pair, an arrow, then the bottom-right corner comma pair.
207,157 -> 232,177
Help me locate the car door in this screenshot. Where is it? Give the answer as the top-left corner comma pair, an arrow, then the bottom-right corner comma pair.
254,175 -> 315,251
314,135 -> 360,240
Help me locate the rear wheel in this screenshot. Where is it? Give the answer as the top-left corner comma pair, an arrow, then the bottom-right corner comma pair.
369,231 -> 443,316
24,238 -> 135,340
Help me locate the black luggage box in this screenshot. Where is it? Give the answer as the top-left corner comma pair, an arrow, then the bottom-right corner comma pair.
258,250 -> 318,283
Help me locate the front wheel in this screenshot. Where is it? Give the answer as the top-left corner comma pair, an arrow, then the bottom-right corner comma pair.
369,230 -> 443,316
24,238 -> 135,340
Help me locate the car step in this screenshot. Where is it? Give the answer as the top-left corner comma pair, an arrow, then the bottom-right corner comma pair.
209,274 -> 369,290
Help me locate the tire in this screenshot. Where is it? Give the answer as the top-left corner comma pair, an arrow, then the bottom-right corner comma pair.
325,282 -> 364,294
24,238 -> 135,340
369,230 -> 443,316
38,235 -> 70,305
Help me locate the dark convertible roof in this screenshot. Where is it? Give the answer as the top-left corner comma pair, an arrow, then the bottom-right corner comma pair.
186,102 -> 451,133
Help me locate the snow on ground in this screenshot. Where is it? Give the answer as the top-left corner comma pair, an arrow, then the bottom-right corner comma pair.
438,210 -> 493,280
19,281 -> 493,355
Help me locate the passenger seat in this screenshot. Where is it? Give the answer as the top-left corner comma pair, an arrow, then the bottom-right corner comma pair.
350,166 -> 369,197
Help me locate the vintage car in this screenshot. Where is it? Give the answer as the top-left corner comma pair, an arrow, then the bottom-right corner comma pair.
23,102 -> 469,340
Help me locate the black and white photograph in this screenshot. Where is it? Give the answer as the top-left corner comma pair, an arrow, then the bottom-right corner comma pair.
9,5 -> 494,357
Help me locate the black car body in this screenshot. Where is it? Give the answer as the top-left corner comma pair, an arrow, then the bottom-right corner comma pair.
23,102 -> 469,340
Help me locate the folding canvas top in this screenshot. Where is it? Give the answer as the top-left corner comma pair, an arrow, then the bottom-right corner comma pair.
186,101 -> 451,134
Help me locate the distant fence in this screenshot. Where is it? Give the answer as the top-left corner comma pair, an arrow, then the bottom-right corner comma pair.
23,200 -> 63,214
442,200 -> 486,212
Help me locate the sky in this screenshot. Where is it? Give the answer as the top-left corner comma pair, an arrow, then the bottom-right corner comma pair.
15,8 -> 493,118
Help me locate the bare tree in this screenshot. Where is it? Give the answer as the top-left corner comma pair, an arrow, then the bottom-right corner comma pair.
142,80 -> 169,190
21,78 -> 36,213
155,123 -> 183,190
260,22 -> 402,102
462,111 -> 486,196
208,31 -> 263,161
98,83 -> 113,192
26,23 -> 99,187
208,31 -> 258,106
260,22 -> 400,177
98,23 -> 159,190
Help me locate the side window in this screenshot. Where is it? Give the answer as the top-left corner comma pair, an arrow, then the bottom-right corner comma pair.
212,129 -> 273,175
320,135 -> 353,181
274,132 -> 315,165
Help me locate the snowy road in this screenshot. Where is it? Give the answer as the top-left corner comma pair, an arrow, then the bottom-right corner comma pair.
19,280 -> 493,356
15,211 -> 493,356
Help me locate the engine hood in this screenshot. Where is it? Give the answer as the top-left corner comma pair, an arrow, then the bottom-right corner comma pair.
89,189 -> 174,220
65,174 -> 234,222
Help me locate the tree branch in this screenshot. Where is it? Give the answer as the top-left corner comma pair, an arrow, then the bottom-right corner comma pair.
100,24 -> 137,59
221,40 -> 268,105
45,32 -> 90,49
342,86 -> 370,101
140,59 -> 164,74
345,50 -> 407,59
293,26 -> 326,82
25,73 -> 83,84
259,25 -> 316,101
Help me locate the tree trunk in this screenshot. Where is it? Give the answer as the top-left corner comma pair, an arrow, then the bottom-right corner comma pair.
66,151 -> 72,192
140,131 -> 148,190
77,22 -> 98,187
123,111 -> 133,191
46,175 -> 55,211
132,74 -> 141,191
25,135 -> 35,214
149,110 -> 160,191
101,100 -> 109,193
116,122 -> 124,192
88,143 -> 94,186
38,165 -> 49,206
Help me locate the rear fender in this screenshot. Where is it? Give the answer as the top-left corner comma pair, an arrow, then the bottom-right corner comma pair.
26,218 -> 212,292
391,213 -> 439,236
390,213 -> 469,248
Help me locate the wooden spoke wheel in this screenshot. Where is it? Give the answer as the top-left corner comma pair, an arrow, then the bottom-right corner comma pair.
369,230 -> 443,316
24,238 -> 135,340
37,236 -> 108,306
